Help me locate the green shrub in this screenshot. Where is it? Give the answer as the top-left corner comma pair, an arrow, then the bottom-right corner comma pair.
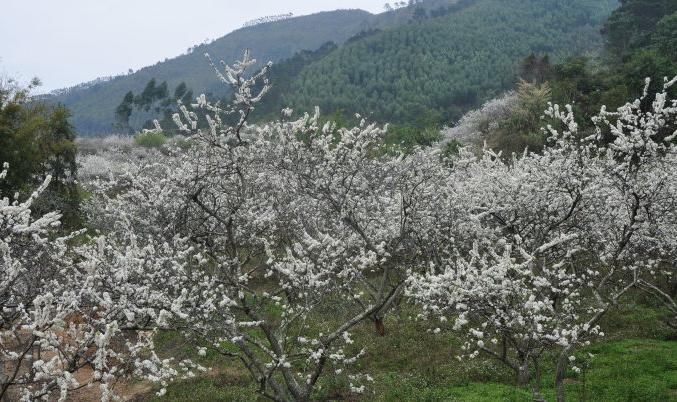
134,131 -> 167,148
168,135 -> 193,150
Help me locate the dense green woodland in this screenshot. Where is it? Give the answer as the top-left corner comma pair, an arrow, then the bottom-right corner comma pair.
263,0 -> 617,125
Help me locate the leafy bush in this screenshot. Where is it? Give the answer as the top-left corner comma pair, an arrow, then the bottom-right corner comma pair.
134,131 -> 167,148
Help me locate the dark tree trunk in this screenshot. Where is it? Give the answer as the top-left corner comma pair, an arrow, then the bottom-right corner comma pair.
374,317 -> 385,336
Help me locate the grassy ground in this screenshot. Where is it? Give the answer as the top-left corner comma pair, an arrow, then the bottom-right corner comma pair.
147,301 -> 676,402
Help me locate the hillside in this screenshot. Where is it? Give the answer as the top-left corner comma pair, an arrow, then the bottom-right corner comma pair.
50,9 -> 375,134
51,0 -> 619,135
266,0 -> 619,125
52,1 -> 468,135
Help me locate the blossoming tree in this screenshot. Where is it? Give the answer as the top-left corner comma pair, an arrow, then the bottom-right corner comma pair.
82,50 -> 450,401
0,164 -> 187,401
407,77 -> 677,402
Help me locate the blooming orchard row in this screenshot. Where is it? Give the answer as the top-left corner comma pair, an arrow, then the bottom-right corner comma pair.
1,53 -> 675,401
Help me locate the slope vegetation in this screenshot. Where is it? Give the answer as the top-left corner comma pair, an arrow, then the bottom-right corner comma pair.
272,0 -> 618,125
51,10 -> 374,134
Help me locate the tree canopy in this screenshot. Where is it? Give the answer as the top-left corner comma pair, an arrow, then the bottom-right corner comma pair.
0,78 -> 80,225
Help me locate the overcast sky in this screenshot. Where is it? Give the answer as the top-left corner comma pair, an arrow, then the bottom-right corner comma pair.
0,0 -> 386,92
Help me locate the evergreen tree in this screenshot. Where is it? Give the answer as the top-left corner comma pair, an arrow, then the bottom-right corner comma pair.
115,90 -> 134,131
653,12 -> 677,61
115,80 -> 196,135
0,78 -> 80,227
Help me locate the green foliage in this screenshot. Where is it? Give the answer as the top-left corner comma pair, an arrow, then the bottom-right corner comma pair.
0,79 -> 81,226
250,41 -> 339,121
134,131 -> 167,148
385,123 -> 442,151
115,91 -> 134,129
547,0 -> 677,137
35,105 -> 81,226
481,0 -> 677,156
487,81 -> 552,155
601,0 -> 677,97
134,78 -> 170,112
602,0 -> 677,60
519,54 -> 553,84
441,138 -> 463,157
116,80 -> 194,135
268,0 -> 617,127
654,12 -> 677,60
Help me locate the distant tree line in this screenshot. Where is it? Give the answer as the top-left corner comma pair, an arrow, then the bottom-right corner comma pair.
383,0 -> 424,12
251,0 -> 617,129
115,79 -> 194,134
242,13 -> 294,28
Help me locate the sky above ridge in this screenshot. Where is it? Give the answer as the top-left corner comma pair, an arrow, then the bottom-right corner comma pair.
0,0 -> 386,92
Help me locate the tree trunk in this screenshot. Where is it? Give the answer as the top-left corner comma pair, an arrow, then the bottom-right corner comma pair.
517,360 -> 530,387
555,347 -> 574,402
374,317 -> 385,337
531,357 -> 545,402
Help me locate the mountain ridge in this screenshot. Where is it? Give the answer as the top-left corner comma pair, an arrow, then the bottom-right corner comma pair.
49,0 -> 619,135
50,8 -> 378,134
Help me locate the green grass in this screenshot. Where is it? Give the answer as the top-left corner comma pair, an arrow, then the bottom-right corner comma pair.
148,302 -> 677,401
570,339 -> 677,402
153,376 -> 256,402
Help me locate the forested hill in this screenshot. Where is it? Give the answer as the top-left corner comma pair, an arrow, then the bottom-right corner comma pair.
50,1 -> 463,135
48,9 -> 375,135
258,0 -> 619,125
50,0 -> 619,135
